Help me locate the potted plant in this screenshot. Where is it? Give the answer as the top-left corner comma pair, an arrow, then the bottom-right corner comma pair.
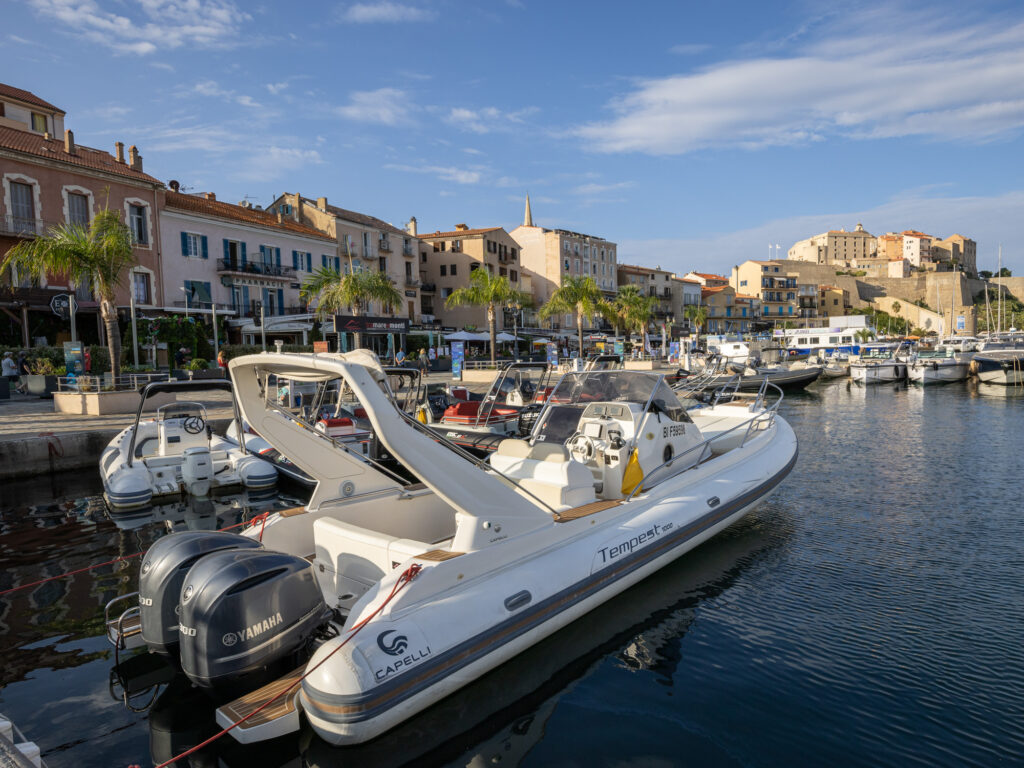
24,357 -> 61,398
186,358 -> 224,380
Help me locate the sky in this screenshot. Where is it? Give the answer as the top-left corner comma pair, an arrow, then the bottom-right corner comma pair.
4,0 -> 1024,276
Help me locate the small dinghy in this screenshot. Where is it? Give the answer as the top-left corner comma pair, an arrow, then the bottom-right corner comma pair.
113,352 -> 796,748
100,380 -> 278,510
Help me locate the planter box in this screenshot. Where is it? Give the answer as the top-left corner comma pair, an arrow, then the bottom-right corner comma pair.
187,369 -> 226,380
54,389 -> 175,416
25,374 -> 59,398
0,378 -> 9,400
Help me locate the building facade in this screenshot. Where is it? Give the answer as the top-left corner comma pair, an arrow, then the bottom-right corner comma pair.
787,223 -> 877,266
159,190 -> 335,342
0,82 -> 163,347
418,224 -> 527,331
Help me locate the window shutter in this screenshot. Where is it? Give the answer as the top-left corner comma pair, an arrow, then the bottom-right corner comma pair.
242,286 -> 250,310
306,253 -> 312,272
201,236 -> 208,259
276,248 -> 281,269
241,242 -> 247,267
223,239 -> 229,264
322,254 -> 328,268
292,250 -> 298,270
180,232 -> 188,256
334,257 -> 341,273
277,289 -> 284,313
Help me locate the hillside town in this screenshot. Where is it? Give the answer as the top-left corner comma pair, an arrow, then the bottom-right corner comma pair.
0,80 -> 1009,361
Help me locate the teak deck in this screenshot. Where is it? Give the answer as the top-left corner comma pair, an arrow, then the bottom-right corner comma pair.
218,667 -> 304,729
555,499 -> 622,522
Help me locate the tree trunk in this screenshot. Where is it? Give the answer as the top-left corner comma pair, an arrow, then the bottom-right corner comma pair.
487,303 -> 496,365
576,308 -> 584,359
352,303 -> 362,351
101,297 -> 121,378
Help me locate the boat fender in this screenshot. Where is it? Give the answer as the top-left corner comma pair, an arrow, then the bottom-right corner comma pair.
621,448 -> 643,496
416,406 -> 428,424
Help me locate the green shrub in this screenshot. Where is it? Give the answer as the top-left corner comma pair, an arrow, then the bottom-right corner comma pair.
187,358 -> 209,371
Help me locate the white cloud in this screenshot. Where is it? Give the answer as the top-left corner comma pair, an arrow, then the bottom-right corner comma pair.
27,0 -> 251,55
84,104 -> 132,120
266,82 -> 289,95
578,15 -> 1024,154
572,181 -> 634,195
617,190 -> 1024,276
462,147 -> 485,155
444,105 -> 538,134
337,2 -> 436,23
669,43 -> 710,55
235,147 -> 322,181
193,80 -> 262,108
385,163 -> 482,184
335,88 -> 411,125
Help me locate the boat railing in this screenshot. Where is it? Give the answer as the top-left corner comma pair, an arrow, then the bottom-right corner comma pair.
626,381 -> 785,502
671,354 -> 726,398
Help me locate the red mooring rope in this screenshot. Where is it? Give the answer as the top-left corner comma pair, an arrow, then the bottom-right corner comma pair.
152,563 -> 422,768
0,512 -> 273,598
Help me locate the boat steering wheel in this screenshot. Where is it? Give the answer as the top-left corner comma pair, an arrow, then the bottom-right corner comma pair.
565,432 -> 597,464
183,415 -> 206,435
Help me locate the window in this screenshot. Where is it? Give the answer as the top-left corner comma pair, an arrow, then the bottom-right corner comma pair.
592,264 -> 597,274
564,258 -> 570,271
739,279 -> 747,287
575,259 -> 580,272
450,264 -> 457,276
440,265 -> 447,276
182,232 -> 203,258
510,248 -> 517,259
511,270 -> 518,282
31,113 -> 47,132
470,263 -> 479,272
9,181 -> 35,232
563,241 -> 569,252
67,193 -> 89,226
128,204 -> 148,245
132,271 -> 151,304
452,240 -> 462,253
574,243 -> 580,254
442,287 -> 453,298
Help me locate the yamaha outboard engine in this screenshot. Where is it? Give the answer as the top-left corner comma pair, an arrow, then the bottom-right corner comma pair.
178,549 -> 330,691
139,531 -> 263,657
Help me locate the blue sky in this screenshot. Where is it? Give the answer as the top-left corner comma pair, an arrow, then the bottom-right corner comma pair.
4,0 -> 1024,275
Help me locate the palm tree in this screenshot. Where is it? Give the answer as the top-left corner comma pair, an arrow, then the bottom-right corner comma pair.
625,293 -> 657,353
2,208 -> 135,378
301,266 -> 402,349
445,268 -> 530,364
684,304 -> 708,342
539,275 -> 604,357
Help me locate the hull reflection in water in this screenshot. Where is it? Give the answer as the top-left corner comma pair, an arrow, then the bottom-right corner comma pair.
125,509 -> 790,767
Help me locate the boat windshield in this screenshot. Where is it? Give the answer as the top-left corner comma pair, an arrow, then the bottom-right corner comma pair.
860,347 -> 894,360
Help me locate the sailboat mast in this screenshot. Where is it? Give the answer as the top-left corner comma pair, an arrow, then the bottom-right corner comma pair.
950,265 -> 957,337
998,245 -> 1003,335
985,278 -> 993,336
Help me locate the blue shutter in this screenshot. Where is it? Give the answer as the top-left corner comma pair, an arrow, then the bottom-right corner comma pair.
180,232 -> 188,256
306,253 -> 312,272
275,248 -> 281,269
204,281 -> 212,300
277,289 -> 284,315
242,286 -> 250,313
334,257 -> 341,273
322,254 -> 328,268
292,250 -> 299,270
223,239 -> 229,265
201,235 -> 208,259
241,242 -> 247,268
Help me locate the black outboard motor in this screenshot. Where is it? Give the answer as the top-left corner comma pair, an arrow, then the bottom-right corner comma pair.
178,549 -> 330,690
139,531 -> 263,656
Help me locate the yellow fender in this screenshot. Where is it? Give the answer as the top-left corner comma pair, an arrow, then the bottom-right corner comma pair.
621,447 -> 644,496
416,406 -> 428,424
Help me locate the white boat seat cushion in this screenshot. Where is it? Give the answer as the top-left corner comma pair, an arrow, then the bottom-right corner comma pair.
491,439 -> 596,510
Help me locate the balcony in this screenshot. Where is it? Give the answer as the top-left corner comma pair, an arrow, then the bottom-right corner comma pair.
0,216 -> 66,238
379,240 -> 392,252
403,246 -> 415,257
404,277 -> 419,287
420,282 -> 436,293
172,300 -> 236,311
216,258 -> 295,279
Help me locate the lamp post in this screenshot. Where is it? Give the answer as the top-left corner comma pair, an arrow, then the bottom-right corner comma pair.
509,300 -> 521,361
129,279 -> 139,367
180,287 -> 190,319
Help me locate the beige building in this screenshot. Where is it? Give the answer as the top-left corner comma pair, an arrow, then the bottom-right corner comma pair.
510,196 -> 618,311
617,263 -> 674,326
417,224 -> 528,331
731,261 -> 799,323
788,223 -> 877,265
683,271 -> 730,288
701,286 -> 754,334
817,285 -> 851,318
270,192 -> 422,322
932,234 -> 977,276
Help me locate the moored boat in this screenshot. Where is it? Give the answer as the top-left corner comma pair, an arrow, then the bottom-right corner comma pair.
973,350 -> 1024,386
114,352 -> 797,749
850,343 -> 908,384
908,346 -> 969,384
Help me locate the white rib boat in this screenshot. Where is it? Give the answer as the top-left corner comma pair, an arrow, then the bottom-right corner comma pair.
908,346 -> 970,384
116,352 -> 797,747
850,343 -> 908,384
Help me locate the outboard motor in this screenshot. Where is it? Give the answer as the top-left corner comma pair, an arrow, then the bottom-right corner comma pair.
178,549 -> 330,690
139,531 -> 263,657
181,446 -> 214,497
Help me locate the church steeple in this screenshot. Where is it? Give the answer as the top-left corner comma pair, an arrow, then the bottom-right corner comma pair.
523,193 -> 534,227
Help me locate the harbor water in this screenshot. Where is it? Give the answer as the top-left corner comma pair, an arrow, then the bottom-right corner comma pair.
1,380 -> 1022,767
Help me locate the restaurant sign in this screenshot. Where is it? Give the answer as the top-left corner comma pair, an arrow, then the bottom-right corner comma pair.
333,315 -> 410,334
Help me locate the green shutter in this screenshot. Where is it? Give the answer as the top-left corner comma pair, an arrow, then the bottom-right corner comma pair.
180,232 -> 188,256
201,235 -> 208,259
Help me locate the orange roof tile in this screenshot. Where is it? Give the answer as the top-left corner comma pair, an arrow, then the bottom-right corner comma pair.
419,226 -> 503,239
307,198 -> 413,239
671,276 -> 700,284
692,272 -> 729,280
0,83 -> 63,113
166,191 -> 334,241
735,293 -> 759,300
0,126 -> 162,185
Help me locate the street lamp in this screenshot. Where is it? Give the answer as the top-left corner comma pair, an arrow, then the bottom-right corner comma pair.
180,287 -> 190,319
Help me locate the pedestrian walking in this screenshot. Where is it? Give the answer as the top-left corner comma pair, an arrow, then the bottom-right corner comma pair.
419,347 -> 429,375
2,351 -> 18,384
16,351 -> 29,393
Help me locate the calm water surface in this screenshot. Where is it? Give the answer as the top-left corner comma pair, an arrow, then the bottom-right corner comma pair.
1,380 -> 1022,767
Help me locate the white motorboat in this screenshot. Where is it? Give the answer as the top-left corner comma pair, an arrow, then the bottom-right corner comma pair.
973,350 -> 1024,386
819,352 -> 850,379
114,352 -> 796,749
100,381 -> 278,510
850,343 -> 908,384
0,710 -> 45,767
908,347 -> 969,384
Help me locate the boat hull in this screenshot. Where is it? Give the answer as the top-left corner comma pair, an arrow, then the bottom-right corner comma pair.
974,353 -> 1024,385
850,362 -> 906,384
299,418 -> 798,745
908,361 -> 969,384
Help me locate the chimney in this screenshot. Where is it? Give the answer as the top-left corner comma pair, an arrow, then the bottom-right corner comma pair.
203,192 -> 216,201
128,145 -> 142,171
64,129 -> 75,155
169,180 -> 181,192
407,216 -> 417,236
277,210 -> 284,224
317,196 -> 327,210
291,193 -> 300,222
455,223 -> 469,231
115,142 -> 125,163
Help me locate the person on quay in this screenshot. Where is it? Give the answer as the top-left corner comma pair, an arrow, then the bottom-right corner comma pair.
16,351 -> 30,394
2,351 -> 18,386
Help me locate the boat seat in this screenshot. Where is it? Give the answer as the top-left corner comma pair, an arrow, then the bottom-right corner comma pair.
490,439 -> 596,511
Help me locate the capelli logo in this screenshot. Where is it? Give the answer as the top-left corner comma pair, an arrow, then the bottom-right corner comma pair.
376,630 -> 408,656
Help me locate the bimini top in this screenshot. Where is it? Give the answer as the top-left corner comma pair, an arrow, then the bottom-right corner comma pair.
546,370 -> 688,421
